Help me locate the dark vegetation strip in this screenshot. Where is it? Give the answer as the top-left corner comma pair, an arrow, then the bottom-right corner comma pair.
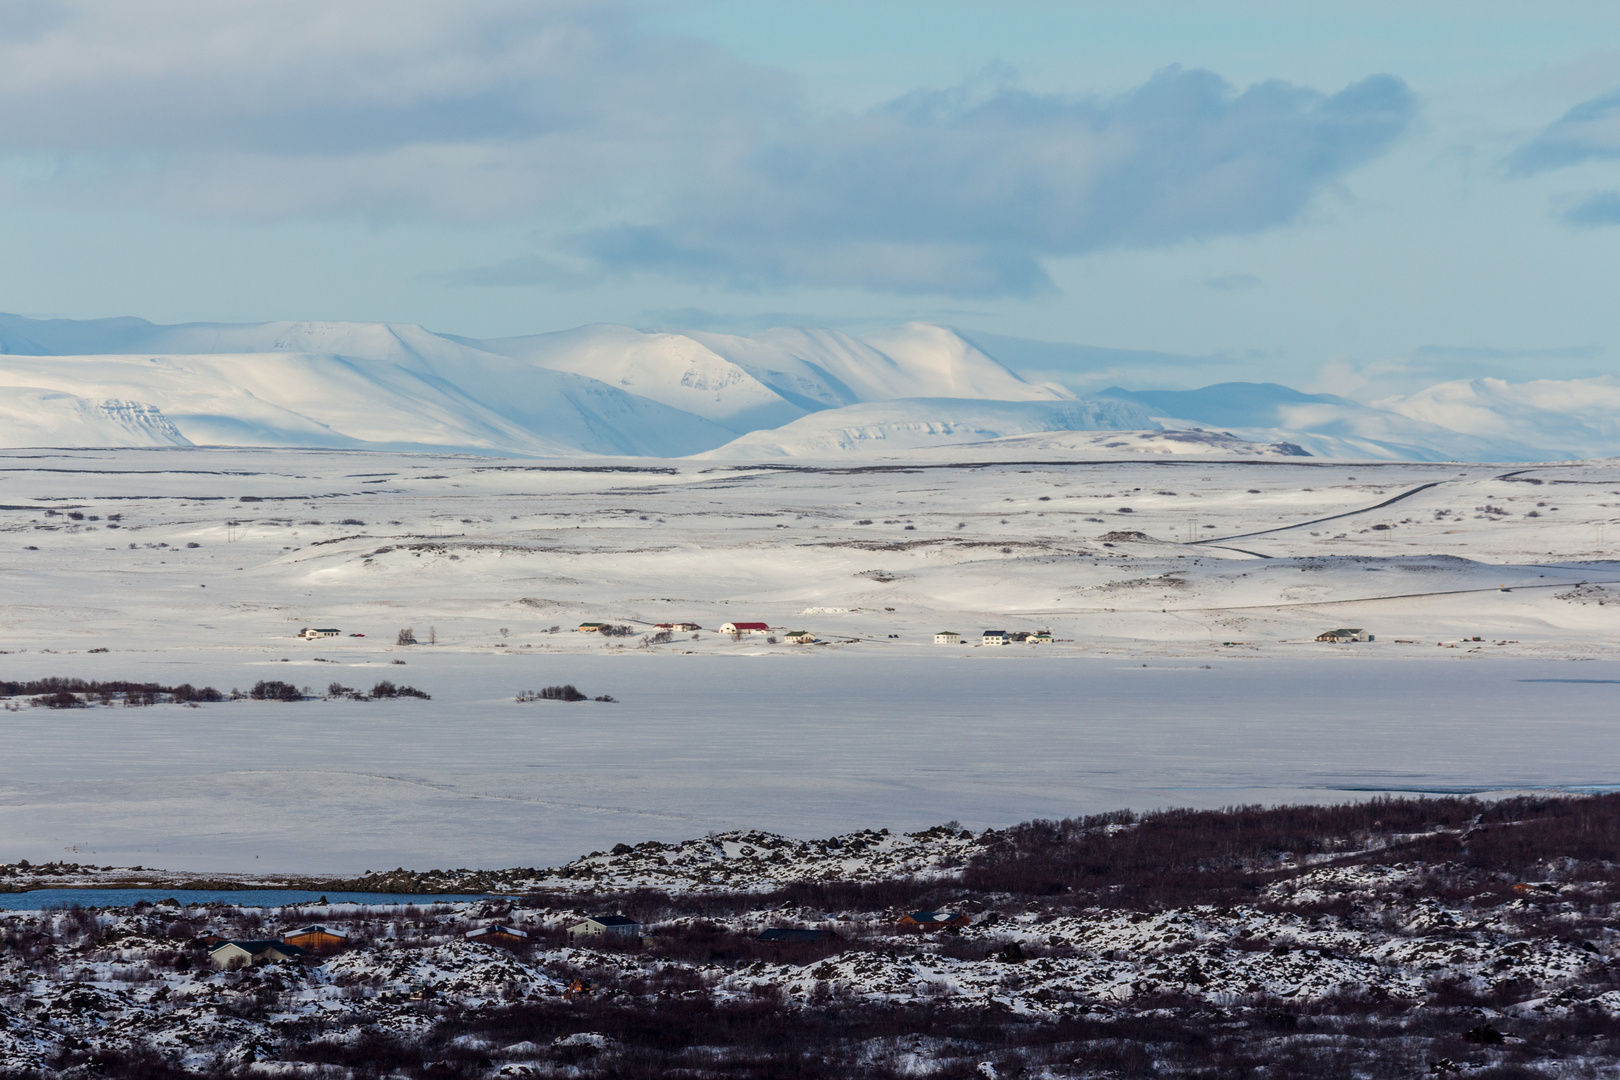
0,676 -> 429,707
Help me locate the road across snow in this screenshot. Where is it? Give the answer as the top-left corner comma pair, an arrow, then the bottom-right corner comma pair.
1,652 -> 1617,873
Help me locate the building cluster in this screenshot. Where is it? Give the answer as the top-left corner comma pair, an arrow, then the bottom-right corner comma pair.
1316,628 -> 1373,642
934,630 -> 1053,645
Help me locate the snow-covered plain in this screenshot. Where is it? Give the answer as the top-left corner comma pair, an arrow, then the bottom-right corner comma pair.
3,446 -> 1620,874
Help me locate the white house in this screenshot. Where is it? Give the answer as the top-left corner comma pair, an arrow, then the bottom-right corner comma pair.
208,940 -> 305,969
299,628 -> 340,640
1028,631 -> 1054,644
934,631 -> 962,645
784,630 -> 815,644
1317,628 -> 1373,643
981,630 -> 1009,645
718,622 -> 770,635
567,914 -> 641,941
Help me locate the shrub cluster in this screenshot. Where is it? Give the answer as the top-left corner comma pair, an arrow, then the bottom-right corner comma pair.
517,685 -> 615,703
0,677 -> 224,709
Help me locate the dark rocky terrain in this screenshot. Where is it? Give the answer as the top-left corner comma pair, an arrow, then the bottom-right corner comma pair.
6,794 -> 1620,1077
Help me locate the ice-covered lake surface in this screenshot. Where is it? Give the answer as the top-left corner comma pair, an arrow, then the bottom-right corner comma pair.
0,889 -> 488,910
2,651 -> 1618,873
3,446 -> 1620,874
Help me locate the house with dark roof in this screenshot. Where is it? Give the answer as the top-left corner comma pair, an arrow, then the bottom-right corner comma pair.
208,940 -> 306,969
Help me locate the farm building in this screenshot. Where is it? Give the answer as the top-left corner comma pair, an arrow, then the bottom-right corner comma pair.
576,622 -> 606,633
281,925 -> 347,952
465,924 -> 529,949
784,630 -> 815,644
208,940 -> 305,969
719,622 -> 770,635
1317,628 -> 1373,643
934,631 -> 962,645
757,927 -> 832,944
567,914 -> 641,941
656,622 -> 702,632
299,627 -> 340,640
981,630 -> 1009,645
897,911 -> 972,932
1029,631 -> 1054,644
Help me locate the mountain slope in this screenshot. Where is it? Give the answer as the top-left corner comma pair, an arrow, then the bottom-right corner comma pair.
696,397 -> 1154,458
0,352 -> 732,456
1099,382 -> 1555,462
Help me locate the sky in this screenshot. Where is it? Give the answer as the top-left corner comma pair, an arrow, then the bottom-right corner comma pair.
1,0 -> 1619,398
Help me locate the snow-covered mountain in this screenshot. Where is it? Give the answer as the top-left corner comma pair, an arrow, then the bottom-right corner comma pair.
697,398 -> 1152,458
0,312 -> 1613,461
1096,383 -> 1555,462
0,314 -> 1084,457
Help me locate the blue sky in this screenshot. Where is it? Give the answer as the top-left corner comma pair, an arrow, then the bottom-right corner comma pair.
2,0 -> 1619,397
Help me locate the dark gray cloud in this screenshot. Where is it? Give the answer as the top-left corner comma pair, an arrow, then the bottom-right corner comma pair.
573,67 -> 1413,297
1511,90 -> 1620,175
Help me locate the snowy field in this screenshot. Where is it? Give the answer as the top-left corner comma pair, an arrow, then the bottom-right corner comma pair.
3,446 -> 1620,873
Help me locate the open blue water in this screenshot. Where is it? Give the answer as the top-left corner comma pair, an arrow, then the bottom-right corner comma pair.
0,889 -> 491,910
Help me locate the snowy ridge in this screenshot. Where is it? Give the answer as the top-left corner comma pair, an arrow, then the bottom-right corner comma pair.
696,398 -> 1155,458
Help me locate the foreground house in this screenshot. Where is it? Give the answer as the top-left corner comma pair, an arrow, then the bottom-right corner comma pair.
719,622 -> 770,635
1317,628 -> 1373,643
784,630 -> 815,644
299,627 -> 340,640
897,911 -> 971,932
1029,631 -> 1053,644
656,622 -> 702,632
981,630 -> 1009,645
282,925 -> 347,952
208,940 -> 305,969
567,914 -> 641,941
465,924 -> 529,949
934,631 -> 962,645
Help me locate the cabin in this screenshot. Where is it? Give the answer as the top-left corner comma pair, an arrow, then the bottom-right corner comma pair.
1028,631 -> 1054,644
896,911 -> 972,932
981,630 -> 1009,645
934,631 -> 962,645
656,622 -> 702,632
566,914 -> 641,942
1317,628 -> 1373,643
757,927 -> 832,944
282,925 -> 348,952
784,630 -> 815,644
465,924 -> 529,949
577,622 -> 606,633
208,940 -> 306,969
1008,631 -> 1031,643
718,622 -> 770,636
299,628 -> 340,640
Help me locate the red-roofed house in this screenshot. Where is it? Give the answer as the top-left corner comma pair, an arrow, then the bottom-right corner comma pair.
719,622 -> 770,635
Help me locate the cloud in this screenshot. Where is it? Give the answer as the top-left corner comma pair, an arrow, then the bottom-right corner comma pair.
432,256 -> 599,289
0,6 -> 1412,297
575,66 -> 1413,296
0,0 -> 787,219
1557,190 -> 1620,227
1510,89 -> 1620,174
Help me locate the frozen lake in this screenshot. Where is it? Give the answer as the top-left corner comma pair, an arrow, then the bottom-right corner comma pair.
2,651 -> 1617,873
